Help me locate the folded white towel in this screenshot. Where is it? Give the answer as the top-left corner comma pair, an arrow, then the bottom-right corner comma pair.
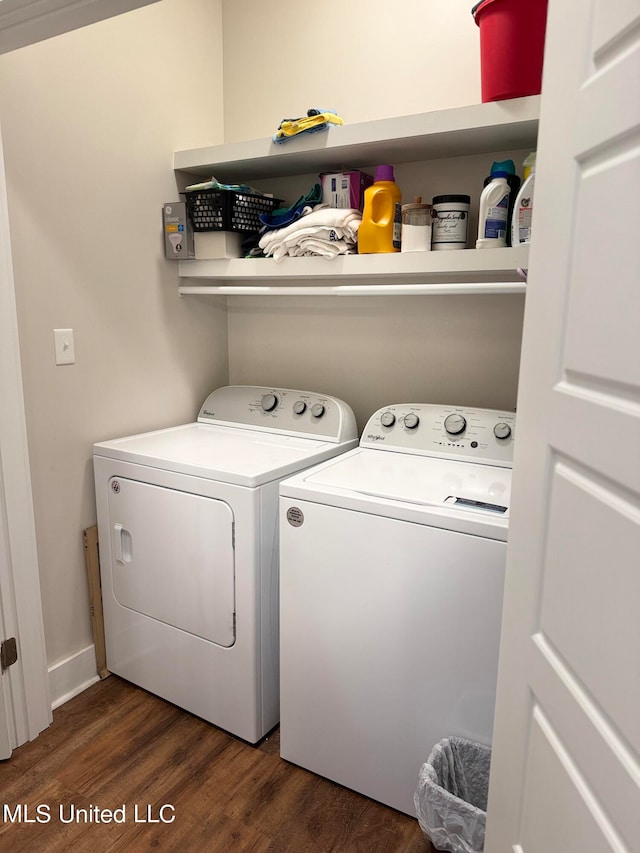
259,206 -> 362,259
272,234 -> 358,263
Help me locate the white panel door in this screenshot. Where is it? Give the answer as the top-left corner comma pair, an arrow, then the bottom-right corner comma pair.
485,1 -> 640,850
0,123 -> 50,751
107,477 -> 236,647
0,547 -> 12,759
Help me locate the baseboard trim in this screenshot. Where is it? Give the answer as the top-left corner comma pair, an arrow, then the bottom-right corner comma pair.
48,644 -> 100,710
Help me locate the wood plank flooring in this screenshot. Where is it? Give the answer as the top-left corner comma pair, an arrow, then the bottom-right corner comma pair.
0,677 -> 434,852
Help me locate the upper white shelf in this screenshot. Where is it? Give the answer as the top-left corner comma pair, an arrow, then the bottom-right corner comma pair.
174,96 -> 540,182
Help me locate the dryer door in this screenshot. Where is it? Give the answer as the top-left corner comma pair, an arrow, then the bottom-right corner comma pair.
107,477 -> 235,647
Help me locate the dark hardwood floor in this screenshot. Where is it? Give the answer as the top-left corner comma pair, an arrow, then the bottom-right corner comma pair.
0,676 -> 434,852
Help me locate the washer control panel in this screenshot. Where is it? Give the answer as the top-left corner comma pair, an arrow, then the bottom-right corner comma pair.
197,385 -> 357,443
361,404 -> 516,467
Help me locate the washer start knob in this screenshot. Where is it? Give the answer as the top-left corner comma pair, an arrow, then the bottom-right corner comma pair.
261,393 -> 278,412
444,413 -> 467,435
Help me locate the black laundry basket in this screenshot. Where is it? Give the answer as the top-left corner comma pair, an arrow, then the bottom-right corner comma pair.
414,737 -> 491,853
184,188 -> 281,233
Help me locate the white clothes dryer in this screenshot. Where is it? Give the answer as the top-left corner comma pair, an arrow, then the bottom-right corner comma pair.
279,403 -> 515,814
94,385 -> 357,744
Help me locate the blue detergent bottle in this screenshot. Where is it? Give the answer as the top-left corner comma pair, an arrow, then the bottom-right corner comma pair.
482,160 -> 521,246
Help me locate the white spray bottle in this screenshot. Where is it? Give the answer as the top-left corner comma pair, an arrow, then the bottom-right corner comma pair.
476,170 -> 511,249
511,153 -> 536,246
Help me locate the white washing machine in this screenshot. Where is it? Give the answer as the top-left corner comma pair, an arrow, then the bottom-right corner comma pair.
93,385 -> 357,744
279,403 -> 515,814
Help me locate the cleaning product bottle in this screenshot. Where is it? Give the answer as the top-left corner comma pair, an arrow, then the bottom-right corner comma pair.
483,159 -> 521,246
358,165 -> 402,253
476,170 -> 511,249
522,151 -> 536,181
511,153 -> 536,246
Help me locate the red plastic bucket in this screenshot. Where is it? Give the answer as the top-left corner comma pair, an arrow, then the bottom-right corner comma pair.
472,0 -> 548,102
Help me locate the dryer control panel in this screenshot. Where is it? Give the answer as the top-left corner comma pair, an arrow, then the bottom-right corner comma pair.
197,385 -> 358,443
361,404 -> 516,468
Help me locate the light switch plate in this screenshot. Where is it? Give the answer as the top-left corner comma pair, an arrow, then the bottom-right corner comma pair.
54,328 -> 75,365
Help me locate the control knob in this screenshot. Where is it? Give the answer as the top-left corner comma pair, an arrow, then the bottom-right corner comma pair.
260,393 -> 278,412
444,413 -> 467,435
380,411 -> 396,428
403,413 -> 420,430
293,401 -> 307,415
494,422 -> 512,440
311,403 -> 325,418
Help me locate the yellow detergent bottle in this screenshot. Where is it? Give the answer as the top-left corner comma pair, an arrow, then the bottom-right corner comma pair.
358,165 -> 402,253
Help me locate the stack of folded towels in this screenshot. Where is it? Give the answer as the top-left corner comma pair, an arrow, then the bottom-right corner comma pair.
258,205 -> 362,263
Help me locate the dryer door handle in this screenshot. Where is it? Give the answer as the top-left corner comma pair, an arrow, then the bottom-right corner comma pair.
113,523 -> 133,564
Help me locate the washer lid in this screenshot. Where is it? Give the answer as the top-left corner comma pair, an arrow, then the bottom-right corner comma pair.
94,422 -> 356,487
280,448 -> 512,538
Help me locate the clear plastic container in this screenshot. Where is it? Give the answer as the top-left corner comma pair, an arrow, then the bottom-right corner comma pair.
401,197 -> 433,252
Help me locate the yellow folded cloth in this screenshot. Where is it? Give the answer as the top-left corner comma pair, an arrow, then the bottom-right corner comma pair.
274,109 -> 344,143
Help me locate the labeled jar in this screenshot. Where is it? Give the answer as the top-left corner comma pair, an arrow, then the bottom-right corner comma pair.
431,194 -> 471,250
401,197 -> 433,252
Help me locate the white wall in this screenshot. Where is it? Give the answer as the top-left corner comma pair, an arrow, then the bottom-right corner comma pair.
221,0 -> 526,430
227,292 -> 525,430
0,0 -> 228,668
222,0 -> 483,141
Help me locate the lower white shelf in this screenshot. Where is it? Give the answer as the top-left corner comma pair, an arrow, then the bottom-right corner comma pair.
178,281 -> 526,296
177,246 -> 529,295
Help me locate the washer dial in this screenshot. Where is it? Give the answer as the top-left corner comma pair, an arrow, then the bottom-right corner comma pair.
260,393 -> 278,412
293,400 -> 307,415
403,413 -> 420,430
311,403 -> 325,418
444,413 -> 467,435
380,411 -> 396,428
494,422 -> 512,440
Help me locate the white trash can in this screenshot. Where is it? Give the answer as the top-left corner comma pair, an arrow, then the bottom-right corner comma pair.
414,737 -> 492,853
